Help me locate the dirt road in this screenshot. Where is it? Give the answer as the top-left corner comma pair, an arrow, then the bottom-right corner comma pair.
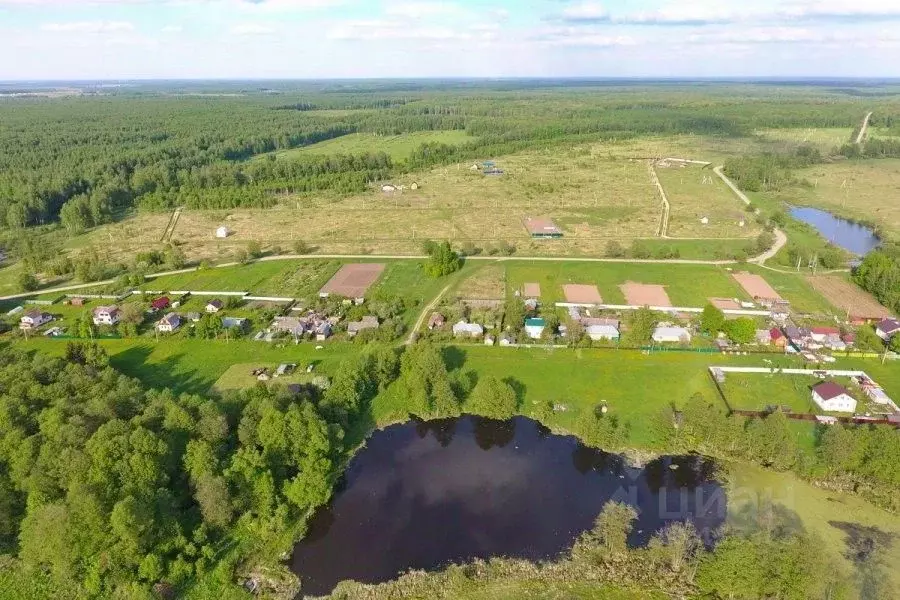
856,111 -> 873,145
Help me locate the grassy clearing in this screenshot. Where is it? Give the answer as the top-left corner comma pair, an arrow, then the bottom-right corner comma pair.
720,373 -> 821,413
211,362 -> 317,395
140,260 -> 342,298
504,262 -> 748,306
368,260 -> 459,325
774,159 -> 900,241
453,264 -> 506,300
655,162 -> 759,238
18,337 -> 357,396
727,463 -> 900,597
753,127 -> 852,152
260,130 -> 475,162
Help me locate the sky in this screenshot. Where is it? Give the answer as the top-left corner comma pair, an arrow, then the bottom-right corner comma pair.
1,0 -> 900,80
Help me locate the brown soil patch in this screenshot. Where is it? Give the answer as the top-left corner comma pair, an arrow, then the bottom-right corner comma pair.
732,272 -> 781,301
709,297 -> 741,310
523,283 -> 541,298
620,282 -> 672,307
319,263 -> 385,297
563,284 -> 603,304
807,275 -> 892,320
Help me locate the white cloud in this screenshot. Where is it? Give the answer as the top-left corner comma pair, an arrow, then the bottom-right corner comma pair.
40,21 -> 134,33
383,1 -> 467,19
327,18 -> 487,42
161,25 -> 183,34
559,1 -> 609,23
229,23 -> 276,35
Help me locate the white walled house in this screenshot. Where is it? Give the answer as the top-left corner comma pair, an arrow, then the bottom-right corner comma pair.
875,318 -> 900,341
811,382 -> 857,413
584,318 -> 620,341
652,325 -> 692,344
156,313 -> 181,333
92,306 -> 121,326
452,321 -> 484,338
19,310 -> 52,330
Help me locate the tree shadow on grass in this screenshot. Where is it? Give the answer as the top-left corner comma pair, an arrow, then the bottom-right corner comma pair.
502,377 -> 527,410
109,344 -> 211,396
441,345 -> 467,372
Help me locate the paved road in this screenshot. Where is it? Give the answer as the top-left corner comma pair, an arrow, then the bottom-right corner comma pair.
856,111 -> 873,145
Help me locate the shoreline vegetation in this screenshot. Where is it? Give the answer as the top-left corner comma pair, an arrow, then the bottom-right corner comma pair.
0,341 -> 898,600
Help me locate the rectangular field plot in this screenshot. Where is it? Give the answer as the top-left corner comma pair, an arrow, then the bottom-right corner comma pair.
319,263 -> 385,298
563,284 -> 603,304
732,271 -> 781,301
262,130 -> 475,161
506,262 -> 748,306
655,162 -> 759,238
807,275 -> 893,320
454,265 -> 506,300
620,282 -> 672,307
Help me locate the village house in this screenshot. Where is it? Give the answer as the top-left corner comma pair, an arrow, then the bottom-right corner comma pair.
524,298 -> 539,311
875,318 -> 900,341
811,381 -> 857,413
810,326 -> 840,343
70,297 -> 85,307
19,310 -> 52,330
185,312 -> 202,323
524,217 -> 563,239
206,299 -> 224,313
315,322 -> 332,341
92,305 -> 121,326
499,332 -> 514,346
524,317 -> 546,339
755,329 -> 771,345
452,320 -> 484,338
427,312 -> 445,330
841,332 -> 856,347
156,313 -> 181,333
583,318 -> 620,341
272,312 -> 335,339
484,334 -> 495,346
222,317 -> 247,330
151,296 -> 170,312
652,325 -> 692,344
347,315 -> 379,338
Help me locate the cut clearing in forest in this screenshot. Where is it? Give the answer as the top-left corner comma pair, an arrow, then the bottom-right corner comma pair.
732,271 -> 781,301
806,275 -> 893,320
619,282 -> 672,307
563,284 -> 603,304
319,263 -> 385,298
260,130 -> 476,162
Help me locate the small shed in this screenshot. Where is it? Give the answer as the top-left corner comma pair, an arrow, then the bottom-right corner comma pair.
215,226 -> 230,239
70,297 -> 86,307
381,184 -> 397,193
410,182 -> 419,190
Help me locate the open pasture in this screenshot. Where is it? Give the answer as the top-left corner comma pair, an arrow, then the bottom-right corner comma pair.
654,161 -> 759,238
719,372 -> 821,414
775,159 -> 900,240
753,127 -> 852,152
506,262 -> 748,307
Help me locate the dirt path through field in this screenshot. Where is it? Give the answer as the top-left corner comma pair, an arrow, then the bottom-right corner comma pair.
856,111 -> 873,145
713,165 -> 787,264
405,283 -> 452,345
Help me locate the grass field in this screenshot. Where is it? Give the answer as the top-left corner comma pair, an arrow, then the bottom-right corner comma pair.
259,130 -> 475,162
504,262 -> 749,306
140,259 -> 343,297
727,464 -> 900,598
19,337 -> 357,396
212,362 -> 317,394
753,127 -> 852,152
720,373 -> 822,413
655,162 -> 759,238
774,159 -> 900,241
452,264 -> 506,300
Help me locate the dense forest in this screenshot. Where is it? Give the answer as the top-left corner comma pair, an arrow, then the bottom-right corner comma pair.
0,341 -> 897,598
2,82 -> 896,240
854,243 -> 900,314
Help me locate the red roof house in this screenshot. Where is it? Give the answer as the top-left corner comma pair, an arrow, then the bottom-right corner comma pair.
151,296 -> 170,311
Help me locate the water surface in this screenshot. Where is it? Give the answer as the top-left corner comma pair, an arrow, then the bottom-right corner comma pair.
790,206 -> 880,255
290,416 -> 725,595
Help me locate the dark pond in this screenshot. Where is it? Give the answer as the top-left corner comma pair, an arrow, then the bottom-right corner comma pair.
290,416 -> 725,596
790,206 -> 880,255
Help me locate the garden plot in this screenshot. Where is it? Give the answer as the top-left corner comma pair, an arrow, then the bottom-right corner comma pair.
319,263 -> 385,298
732,272 -> 781,302
619,282 -> 672,307
563,284 -> 603,304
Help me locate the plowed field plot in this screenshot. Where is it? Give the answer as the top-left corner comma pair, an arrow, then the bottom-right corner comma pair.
620,282 -> 672,307
732,272 -> 781,301
710,297 -> 741,310
523,283 -> 541,298
807,276 -> 892,320
563,284 -> 603,304
320,263 -> 385,298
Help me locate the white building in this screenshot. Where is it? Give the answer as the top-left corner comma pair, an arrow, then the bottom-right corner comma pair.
156,313 -> 181,333
19,310 -> 52,330
92,306 -> 121,326
206,300 -> 224,313
652,325 -> 692,344
811,382 -> 857,413
875,318 -> 900,341
452,320 -> 484,338
524,318 -> 545,339
215,226 -> 230,239
584,318 -> 619,341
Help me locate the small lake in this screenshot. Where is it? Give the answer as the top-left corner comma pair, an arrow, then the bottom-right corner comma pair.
290,415 -> 725,596
790,207 -> 880,255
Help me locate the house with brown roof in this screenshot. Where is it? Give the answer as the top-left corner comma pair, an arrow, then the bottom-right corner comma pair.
524,217 -> 563,239
347,315 -> 379,337
206,299 -> 224,313
427,312 -> 445,330
151,297 -> 170,311
876,318 -> 900,341
811,381 -> 857,413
